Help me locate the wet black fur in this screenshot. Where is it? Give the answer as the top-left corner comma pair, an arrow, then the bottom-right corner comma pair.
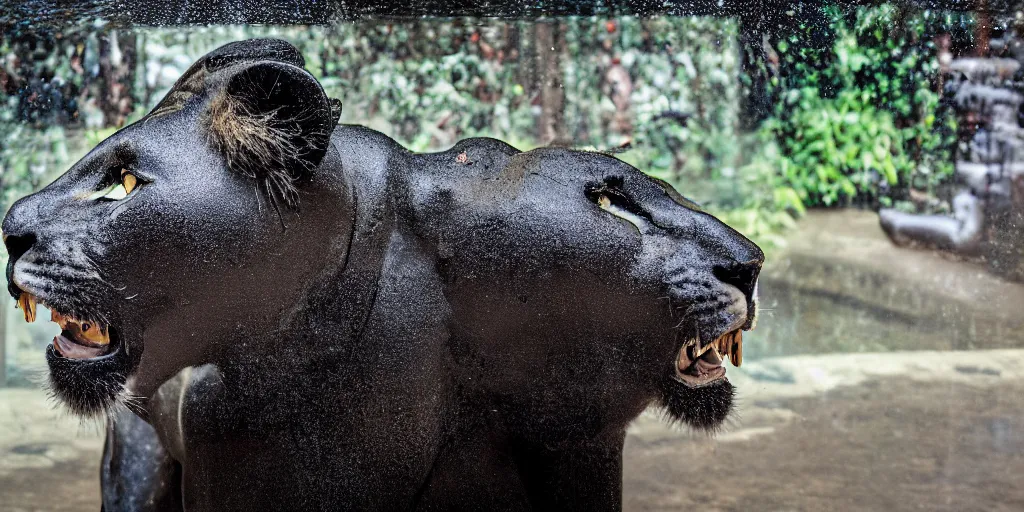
660,379 -> 736,432
45,344 -> 132,417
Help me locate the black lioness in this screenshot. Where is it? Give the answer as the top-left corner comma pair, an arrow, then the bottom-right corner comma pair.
3,39 -> 762,511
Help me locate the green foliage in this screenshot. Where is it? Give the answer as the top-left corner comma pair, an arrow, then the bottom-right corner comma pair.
709,130 -> 802,249
772,88 -> 906,207
0,123 -> 69,208
769,5 -> 959,209
0,8 -> 967,253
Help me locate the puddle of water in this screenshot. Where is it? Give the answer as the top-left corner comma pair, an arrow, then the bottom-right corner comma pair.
748,275 -> 979,358
746,211 -> 1024,360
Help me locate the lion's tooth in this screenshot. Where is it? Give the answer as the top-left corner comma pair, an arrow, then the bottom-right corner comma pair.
83,323 -> 110,345
17,294 -> 36,323
71,320 -> 111,346
694,341 -> 717,358
730,331 -> 743,367
51,309 -> 67,329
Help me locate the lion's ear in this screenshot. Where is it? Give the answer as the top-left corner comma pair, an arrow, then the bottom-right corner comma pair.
149,39 -> 306,119
204,61 -> 335,207
201,38 -> 305,71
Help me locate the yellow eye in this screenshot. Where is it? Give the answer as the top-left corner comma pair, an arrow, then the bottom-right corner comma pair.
88,169 -> 140,201
121,172 -> 138,194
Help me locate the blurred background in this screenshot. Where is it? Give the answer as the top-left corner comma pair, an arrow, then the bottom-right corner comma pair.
2,1 -> 1024,510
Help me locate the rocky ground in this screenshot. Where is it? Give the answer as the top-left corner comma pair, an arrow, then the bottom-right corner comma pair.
3,209 -> 1024,511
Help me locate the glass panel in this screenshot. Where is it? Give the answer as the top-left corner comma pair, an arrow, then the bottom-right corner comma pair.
2,3 -> 1022,509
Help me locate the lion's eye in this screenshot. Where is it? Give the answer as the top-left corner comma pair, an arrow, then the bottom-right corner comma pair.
90,170 -> 139,201
590,189 -> 649,233
122,172 -> 138,194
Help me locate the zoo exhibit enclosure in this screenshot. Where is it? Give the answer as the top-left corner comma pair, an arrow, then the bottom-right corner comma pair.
4,1 -> 1024,510
4,3 -> 1014,383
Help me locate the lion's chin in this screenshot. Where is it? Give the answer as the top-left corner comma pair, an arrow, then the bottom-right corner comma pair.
45,343 -> 134,417
660,377 -> 735,432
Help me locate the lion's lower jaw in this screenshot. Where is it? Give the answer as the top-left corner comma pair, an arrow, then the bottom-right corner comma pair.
45,344 -> 133,417
659,378 -> 735,432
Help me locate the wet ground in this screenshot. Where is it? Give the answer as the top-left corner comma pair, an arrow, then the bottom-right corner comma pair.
0,388 -> 104,512
624,351 -> 1024,512
3,209 -> 1024,510
5,352 -> 1024,511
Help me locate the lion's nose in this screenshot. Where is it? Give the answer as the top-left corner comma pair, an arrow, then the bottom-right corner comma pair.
3,197 -> 43,298
713,258 -> 761,299
3,231 -> 37,299
3,232 -> 36,264
3,202 -> 40,262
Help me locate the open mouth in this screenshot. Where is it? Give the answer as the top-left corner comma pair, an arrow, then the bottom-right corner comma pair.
674,330 -> 743,387
11,284 -> 133,415
16,292 -> 116,360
